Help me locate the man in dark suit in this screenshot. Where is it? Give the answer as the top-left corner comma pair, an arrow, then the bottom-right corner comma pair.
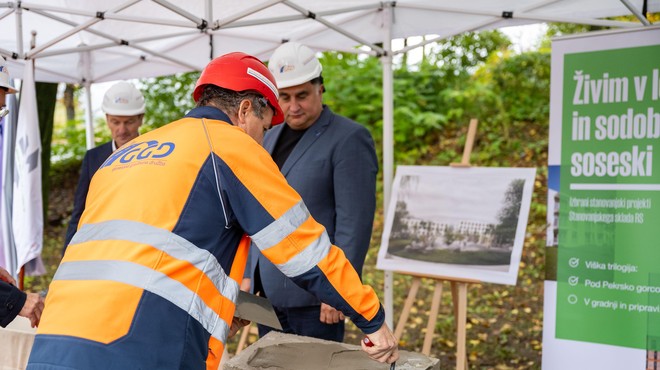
245,42 -> 378,342
63,81 -> 145,251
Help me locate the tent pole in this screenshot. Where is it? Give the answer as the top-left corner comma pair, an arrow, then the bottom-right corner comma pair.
205,0 -> 213,21
95,34 -> 206,82
214,0 -> 284,29
14,3 -> 23,57
0,9 -> 13,22
396,3 -> 644,29
18,3 -> 194,28
619,0 -> 651,25
207,0 -> 213,59
226,3 -> 379,29
283,0 -> 384,55
31,9 -> 200,73
83,81 -> 94,150
152,0 -> 206,27
26,0 -> 141,59
247,8 -> 378,59
381,1 -> 394,331
37,30 -> 199,58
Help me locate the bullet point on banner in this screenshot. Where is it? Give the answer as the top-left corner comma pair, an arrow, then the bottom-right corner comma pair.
569,258 -> 580,268
569,276 -> 579,286
568,294 -> 578,304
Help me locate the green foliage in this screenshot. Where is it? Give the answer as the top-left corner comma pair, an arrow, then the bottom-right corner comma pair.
322,30 -> 513,165
541,13 -> 660,49
51,119 -> 89,161
423,30 -> 512,79
140,71 -> 199,129
51,117 -> 112,162
320,52 -> 383,138
490,51 -> 551,123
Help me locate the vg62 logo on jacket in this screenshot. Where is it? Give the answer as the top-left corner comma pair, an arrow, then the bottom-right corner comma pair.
101,140 -> 175,169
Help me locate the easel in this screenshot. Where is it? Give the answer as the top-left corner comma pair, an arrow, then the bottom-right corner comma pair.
393,118 -> 479,370
236,321 -> 257,355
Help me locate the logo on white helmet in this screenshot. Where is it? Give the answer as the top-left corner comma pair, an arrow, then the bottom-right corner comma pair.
278,64 -> 295,73
113,97 -> 130,105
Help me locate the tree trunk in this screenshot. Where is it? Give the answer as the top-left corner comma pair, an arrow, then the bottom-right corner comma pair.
62,84 -> 75,121
36,82 -> 59,223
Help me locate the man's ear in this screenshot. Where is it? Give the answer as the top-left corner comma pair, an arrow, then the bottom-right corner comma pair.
238,99 -> 252,122
235,99 -> 252,129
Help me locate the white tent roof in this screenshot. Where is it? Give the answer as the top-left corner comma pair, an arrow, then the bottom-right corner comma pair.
1,0 -> 658,83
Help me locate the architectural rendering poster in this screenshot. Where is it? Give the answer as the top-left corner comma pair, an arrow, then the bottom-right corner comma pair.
543,27 -> 660,370
377,166 -> 535,285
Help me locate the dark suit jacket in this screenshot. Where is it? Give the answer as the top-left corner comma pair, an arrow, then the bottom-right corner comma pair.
247,106 -> 378,308
63,141 -> 113,251
0,281 -> 26,327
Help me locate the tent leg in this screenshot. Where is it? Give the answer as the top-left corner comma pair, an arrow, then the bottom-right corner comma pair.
83,81 -> 95,150
381,2 -> 395,330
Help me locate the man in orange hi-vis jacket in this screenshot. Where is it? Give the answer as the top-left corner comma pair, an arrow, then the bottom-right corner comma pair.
27,52 -> 398,369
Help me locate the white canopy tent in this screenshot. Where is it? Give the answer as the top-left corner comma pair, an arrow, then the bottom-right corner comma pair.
0,0 -> 658,325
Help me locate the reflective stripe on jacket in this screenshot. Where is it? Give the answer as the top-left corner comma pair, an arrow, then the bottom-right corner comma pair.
28,107 -> 384,370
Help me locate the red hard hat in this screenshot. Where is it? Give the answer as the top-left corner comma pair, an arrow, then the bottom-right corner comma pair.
193,52 -> 284,125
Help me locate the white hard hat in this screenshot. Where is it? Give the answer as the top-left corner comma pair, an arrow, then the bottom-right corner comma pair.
102,81 -> 145,116
0,58 -> 18,94
268,42 -> 322,89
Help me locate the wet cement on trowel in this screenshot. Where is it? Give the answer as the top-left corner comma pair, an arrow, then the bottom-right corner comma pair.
246,342 -> 411,369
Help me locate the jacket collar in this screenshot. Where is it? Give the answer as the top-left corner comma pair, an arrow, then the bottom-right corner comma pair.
276,105 -> 333,176
185,106 -> 232,124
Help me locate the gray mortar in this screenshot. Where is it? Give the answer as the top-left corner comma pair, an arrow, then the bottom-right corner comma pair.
225,331 -> 439,370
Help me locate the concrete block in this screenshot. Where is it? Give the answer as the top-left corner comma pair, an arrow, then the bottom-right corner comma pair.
225,331 -> 440,370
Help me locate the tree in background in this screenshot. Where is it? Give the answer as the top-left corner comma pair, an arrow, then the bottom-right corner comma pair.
62,84 -> 76,121
491,179 -> 525,248
321,30 -> 513,165
140,71 -> 198,130
36,82 -> 58,220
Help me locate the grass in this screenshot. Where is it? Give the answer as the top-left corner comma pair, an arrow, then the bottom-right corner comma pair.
389,246 -> 513,265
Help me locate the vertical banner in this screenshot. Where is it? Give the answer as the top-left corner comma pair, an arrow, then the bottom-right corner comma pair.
543,27 -> 660,369
0,92 -> 18,276
12,60 -> 42,275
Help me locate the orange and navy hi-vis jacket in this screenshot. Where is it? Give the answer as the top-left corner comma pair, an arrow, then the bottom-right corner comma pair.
27,107 -> 385,370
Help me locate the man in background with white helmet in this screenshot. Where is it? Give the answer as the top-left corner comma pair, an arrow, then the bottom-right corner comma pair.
63,81 -> 145,251
245,41 -> 378,342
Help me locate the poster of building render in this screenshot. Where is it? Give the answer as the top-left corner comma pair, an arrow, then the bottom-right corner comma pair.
377,166 -> 535,285
543,27 -> 660,370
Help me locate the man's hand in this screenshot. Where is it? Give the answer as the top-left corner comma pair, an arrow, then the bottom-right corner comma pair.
361,323 -> 398,364
240,278 -> 251,292
319,303 -> 344,324
19,292 -> 45,328
228,316 -> 250,338
0,266 -> 16,285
